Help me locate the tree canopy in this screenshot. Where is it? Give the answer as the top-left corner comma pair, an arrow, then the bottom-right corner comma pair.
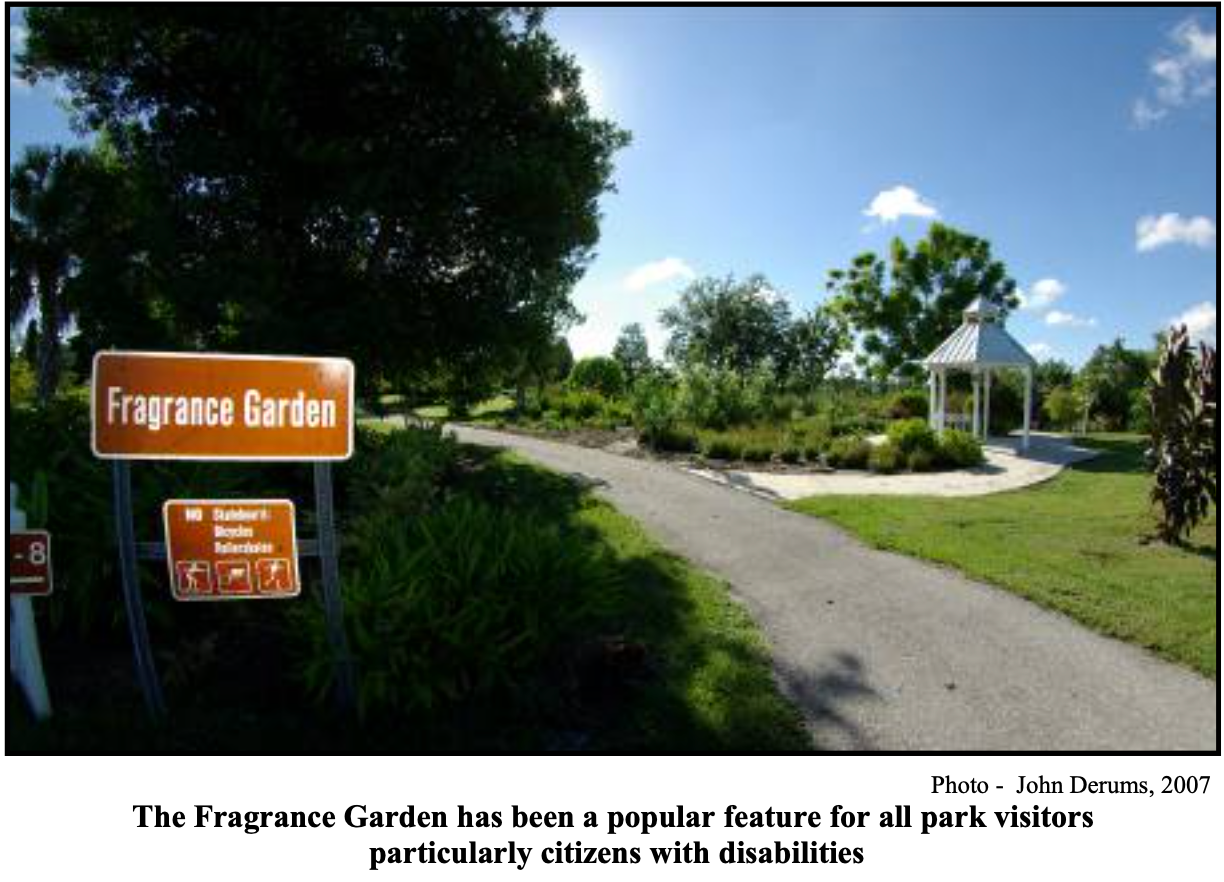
612,322 -> 651,385
661,275 -> 792,374
825,223 -> 1019,380
18,6 -> 629,389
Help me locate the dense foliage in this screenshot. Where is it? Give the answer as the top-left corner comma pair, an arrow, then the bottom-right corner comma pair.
19,6 -> 629,392
1147,327 -> 1218,544
568,356 -> 627,398
611,323 -> 652,387
826,223 -> 1019,380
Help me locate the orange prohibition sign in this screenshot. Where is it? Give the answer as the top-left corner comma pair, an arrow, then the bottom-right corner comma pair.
91,351 -> 354,460
163,500 -> 300,601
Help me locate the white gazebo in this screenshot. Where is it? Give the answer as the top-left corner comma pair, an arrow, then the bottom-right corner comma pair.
923,297 -> 1036,452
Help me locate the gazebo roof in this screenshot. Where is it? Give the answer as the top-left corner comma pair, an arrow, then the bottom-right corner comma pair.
924,301 -> 1036,368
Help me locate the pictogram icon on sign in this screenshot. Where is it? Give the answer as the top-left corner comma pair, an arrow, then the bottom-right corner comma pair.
174,561 -> 214,596
216,560 -> 254,594
256,558 -> 293,593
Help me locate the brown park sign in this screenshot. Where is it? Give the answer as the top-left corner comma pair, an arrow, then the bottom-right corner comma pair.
92,351 -> 354,460
163,500 -> 300,600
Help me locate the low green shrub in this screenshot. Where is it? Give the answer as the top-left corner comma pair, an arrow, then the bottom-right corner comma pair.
887,418 -> 938,456
868,441 -> 904,474
347,424 -> 458,525
937,429 -> 985,468
742,444 -> 772,463
569,356 -> 626,397
825,436 -> 871,470
701,435 -> 744,461
907,448 -> 936,472
887,389 -> 929,420
650,425 -> 699,453
802,440 -> 825,463
779,445 -> 802,464
631,375 -> 680,446
555,389 -> 606,421
300,497 -> 620,718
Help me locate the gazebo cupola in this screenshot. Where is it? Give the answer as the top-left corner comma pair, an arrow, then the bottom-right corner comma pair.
923,296 -> 1036,451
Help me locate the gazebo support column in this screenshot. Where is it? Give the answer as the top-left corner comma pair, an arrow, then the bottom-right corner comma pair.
971,372 -> 981,438
937,369 -> 947,432
928,370 -> 938,431
983,369 -> 992,442
1022,366 -> 1032,452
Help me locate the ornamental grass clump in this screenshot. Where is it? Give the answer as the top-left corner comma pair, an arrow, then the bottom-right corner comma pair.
868,440 -> 904,474
825,436 -> 871,470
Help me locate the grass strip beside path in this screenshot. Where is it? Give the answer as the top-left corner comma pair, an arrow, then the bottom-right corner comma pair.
788,435 -> 1217,678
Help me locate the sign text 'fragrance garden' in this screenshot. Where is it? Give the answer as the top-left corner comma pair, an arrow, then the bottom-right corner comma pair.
92,351 -> 354,460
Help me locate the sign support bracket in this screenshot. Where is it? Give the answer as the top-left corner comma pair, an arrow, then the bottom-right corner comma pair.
112,460 -> 166,718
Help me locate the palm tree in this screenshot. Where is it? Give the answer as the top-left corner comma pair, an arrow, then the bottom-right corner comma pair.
8,146 -> 94,404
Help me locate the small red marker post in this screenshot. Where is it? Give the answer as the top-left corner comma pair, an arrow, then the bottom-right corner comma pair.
8,484 -> 52,720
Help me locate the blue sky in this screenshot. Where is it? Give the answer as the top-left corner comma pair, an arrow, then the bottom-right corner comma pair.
9,7 -> 1217,366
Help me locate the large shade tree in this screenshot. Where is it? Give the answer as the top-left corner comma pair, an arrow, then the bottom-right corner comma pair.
19,7 -> 628,390
661,274 -> 791,374
826,223 -> 1019,380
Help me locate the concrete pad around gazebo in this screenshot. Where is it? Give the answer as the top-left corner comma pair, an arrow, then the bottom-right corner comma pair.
922,296 -> 1037,452
684,433 -> 1099,501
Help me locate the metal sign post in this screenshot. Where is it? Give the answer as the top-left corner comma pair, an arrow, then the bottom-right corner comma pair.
314,462 -> 356,712
93,350 -> 358,720
112,461 -> 166,718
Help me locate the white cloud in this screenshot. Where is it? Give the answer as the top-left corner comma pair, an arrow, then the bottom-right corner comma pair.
1135,213 -> 1216,252
1045,310 -> 1097,328
863,185 -> 938,224
9,20 -> 30,92
568,276 -> 676,360
1169,301 -> 1217,343
1027,342 -> 1055,360
1018,278 -> 1067,311
1133,18 -> 1217,127
622,257 -> 696,292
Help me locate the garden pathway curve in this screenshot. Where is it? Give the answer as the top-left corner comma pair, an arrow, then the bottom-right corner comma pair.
454,426 -> 1217,751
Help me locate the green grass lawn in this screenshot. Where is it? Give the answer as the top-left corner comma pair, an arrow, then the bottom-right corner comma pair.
412,395 -> 516,422
788,434 -> 1218,678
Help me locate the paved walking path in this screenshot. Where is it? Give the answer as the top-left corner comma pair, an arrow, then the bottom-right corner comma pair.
689,433 -> 1099,500
454,426 -> 1216,751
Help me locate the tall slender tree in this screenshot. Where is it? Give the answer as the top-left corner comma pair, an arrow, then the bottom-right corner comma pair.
8,146 -> 97,403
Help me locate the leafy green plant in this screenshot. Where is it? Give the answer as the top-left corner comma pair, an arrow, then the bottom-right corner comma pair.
701,435 -> 744,461
825,436 -> 871,470
887,388 -> 929,420
868,441 -> 904,474
1042,385 -> 1082,430
887,417 -> 938,456
779,445 -> 802,464
298,497 -> 620,718
569,356 -> 626,398
1147,327 -> 1217,543
907,448 -> 936,472
631,375 -> 680,448
741,443 -> 772,463
937,429 -> 985,468
649,426 -> 699,454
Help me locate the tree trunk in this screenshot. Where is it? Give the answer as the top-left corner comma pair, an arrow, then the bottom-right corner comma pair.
35,279 -> 61,407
